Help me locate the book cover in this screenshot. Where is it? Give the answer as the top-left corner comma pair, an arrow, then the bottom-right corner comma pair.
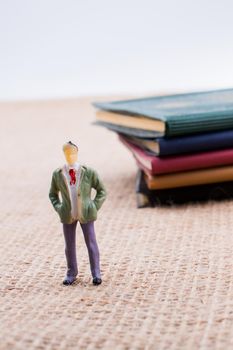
95,109 -> 165,132
93,120 -> 162,138
144,164 -> 233,190
136,169 -> 233,207
93,88 -> 233,137
120,129 -> 233,156
119,135 -> 233,175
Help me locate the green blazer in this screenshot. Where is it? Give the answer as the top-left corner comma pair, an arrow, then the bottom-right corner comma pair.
49,165 -> 107,224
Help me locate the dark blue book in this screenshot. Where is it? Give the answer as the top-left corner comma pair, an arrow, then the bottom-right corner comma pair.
120,129 -> 233,156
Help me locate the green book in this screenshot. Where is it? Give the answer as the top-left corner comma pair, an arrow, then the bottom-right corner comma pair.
93,88 -> 233,138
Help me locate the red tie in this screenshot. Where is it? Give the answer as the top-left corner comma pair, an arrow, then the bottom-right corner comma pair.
69,169 -> 76,185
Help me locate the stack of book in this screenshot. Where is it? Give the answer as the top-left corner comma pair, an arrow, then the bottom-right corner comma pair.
93,89 -> 233,207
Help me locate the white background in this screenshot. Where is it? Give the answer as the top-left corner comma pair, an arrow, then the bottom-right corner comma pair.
0,0 -> 233,101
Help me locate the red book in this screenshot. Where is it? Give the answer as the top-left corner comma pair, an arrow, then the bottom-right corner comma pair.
119,135 -> 233,175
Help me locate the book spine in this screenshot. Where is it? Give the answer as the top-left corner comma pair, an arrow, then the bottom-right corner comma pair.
135,169 -> 153,208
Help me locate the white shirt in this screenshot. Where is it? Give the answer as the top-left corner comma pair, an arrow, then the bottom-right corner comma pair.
62,162 -> 81,220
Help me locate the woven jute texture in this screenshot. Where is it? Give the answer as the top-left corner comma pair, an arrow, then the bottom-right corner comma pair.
1,98 -> 233,350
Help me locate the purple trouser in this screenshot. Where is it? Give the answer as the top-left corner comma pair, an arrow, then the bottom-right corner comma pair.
63,220 -> 101,279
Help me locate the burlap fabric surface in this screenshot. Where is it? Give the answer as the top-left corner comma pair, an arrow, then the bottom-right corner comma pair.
1,98 -> 233,350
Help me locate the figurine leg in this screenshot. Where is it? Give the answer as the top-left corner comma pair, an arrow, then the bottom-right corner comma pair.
80,221 -> 101,283
62,221 -> 78,285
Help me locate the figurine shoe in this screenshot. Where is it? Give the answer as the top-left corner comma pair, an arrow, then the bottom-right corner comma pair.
92,277 -> 102,285
63,275 -> 77,285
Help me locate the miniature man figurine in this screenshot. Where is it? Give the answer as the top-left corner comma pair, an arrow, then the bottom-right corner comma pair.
49,141 -> 107,286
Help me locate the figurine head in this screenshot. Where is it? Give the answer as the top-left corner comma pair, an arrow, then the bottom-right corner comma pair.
63,141 -> 78,166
